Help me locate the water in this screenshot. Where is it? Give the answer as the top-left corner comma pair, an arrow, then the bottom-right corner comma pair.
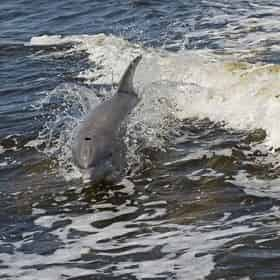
1,1 -> 280,279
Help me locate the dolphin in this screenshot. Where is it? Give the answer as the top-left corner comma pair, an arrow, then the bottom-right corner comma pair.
72,55 -> 142,183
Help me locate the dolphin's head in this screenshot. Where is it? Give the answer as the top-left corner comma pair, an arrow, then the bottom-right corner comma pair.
72,133 -> 114,184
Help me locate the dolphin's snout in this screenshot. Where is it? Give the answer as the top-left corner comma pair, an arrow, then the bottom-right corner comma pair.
81,167 -> 95,183
81,166 -> 108,184
74,142 -> 96,170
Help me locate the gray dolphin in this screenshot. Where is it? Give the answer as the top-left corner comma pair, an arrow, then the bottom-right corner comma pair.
72,55 -> 142,183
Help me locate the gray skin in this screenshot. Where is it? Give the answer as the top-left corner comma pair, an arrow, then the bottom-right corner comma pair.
72,55 -> 142,183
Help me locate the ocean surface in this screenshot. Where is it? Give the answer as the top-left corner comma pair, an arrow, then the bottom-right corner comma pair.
1,1 -> 280,279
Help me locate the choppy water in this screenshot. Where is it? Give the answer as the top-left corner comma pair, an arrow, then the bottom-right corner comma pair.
2,1 -> 280,279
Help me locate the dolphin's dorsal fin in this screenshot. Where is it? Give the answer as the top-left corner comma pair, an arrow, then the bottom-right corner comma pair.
117,55 -> 142,96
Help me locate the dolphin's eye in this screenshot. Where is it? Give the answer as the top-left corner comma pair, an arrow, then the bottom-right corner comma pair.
85,137 -> 91,141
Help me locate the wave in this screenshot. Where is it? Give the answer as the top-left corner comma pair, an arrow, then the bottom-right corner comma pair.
29,34 -> 280,181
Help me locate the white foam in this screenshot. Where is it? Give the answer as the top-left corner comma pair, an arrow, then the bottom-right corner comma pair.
35,215 -> 63,228
0,202 -> 257,280
0,145 -> 4,154
24,139 -> 45,148
0,161 -> 8,167
229,170 -> 280,199
30,34 -> 143,85
150,53 -> 280,149
29,35 -> 68,46
32,208 -> 47,215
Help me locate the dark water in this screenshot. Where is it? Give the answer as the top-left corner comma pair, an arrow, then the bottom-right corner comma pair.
2,1 -> 280,279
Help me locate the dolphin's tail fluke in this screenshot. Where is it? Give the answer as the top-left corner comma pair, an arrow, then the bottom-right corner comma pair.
117,55 -> 142,96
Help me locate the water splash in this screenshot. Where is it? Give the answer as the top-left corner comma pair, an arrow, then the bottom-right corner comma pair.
29,34 -> 280,181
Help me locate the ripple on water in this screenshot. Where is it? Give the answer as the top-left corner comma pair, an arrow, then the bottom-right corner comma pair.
2,1 -> 280,279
